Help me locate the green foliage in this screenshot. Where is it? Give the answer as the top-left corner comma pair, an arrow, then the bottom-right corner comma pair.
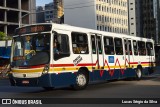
0,32 -> 12,41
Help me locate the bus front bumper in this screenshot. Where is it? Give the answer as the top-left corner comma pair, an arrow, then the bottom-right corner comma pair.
8,73 -> 52,87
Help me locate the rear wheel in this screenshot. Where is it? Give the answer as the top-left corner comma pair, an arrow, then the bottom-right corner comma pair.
136,68 -> 142,80
73,70 -> 89,90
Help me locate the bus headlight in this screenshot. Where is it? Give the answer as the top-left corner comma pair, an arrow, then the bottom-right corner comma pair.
42,65 -> 49,74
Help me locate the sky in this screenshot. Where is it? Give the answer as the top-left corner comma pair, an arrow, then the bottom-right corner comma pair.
36,0 -> 53,6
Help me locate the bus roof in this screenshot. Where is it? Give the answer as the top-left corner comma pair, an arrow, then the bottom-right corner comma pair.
15,23 -> 154,42
52,23 -> 154,42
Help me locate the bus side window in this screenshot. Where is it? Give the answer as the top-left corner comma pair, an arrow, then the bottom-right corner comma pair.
114,38 -> 123,55
124,39 -> 132,55
91,36 -> 96,54
138,41 -> 146,56
97,36 -> 103,54
133,40 -> 138,55
53,33 -> 70,60
71,32 -> 89,54
104,36 -> 114,55
146,42 -> 154,56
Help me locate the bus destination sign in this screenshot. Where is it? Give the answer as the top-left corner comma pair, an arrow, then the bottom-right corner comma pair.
15,24 -> 52,35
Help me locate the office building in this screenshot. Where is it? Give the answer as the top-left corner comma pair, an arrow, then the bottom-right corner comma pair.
64,0 -> 128,34
128,0 -> 143,37
0,0 -> 36,36
36,6 -> 45,23
53,0 -> 64,23
142,0 -> 160,44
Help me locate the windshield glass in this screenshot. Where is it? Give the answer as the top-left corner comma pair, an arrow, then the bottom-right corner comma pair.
12,33 -> 50,67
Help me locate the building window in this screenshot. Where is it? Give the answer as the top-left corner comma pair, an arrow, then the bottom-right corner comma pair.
97,25 -> 99,30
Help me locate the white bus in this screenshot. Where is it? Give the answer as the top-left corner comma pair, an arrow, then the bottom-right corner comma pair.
9,23 -> 155,90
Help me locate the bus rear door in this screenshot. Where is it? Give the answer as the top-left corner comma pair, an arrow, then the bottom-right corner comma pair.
90,34 -> 105,81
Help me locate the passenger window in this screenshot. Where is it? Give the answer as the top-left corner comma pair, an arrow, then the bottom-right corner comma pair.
124,39 -> 132,55
138,41 -> 146,56
104,36 -> 114,55
133,40 -> 138,55
91,36 -> 96,54
114,38 -> 123,55
72,32 -> 89,54
146,42 -> 154,56
53,32 -> 70,60
97,36 -> 103,54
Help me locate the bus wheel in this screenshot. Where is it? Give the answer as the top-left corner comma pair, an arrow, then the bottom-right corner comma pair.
136,68 -> 142,80
73,70 -> 88,90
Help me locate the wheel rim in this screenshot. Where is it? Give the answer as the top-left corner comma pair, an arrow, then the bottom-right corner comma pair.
137,69 -> 142,78
76,74 -> 86,86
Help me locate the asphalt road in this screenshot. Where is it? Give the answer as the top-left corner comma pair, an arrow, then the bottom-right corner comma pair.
0,67 -> 160,107
0,76 -> 160,98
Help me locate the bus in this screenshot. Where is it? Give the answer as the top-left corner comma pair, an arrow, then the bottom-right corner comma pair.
9,23 -> 155,90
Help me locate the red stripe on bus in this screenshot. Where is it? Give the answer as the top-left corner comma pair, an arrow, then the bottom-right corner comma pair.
18,64 -> 45,69
51,60 -> 98,67
50,61 -> 152,67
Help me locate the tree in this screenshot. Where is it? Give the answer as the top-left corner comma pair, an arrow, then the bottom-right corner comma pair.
0,32 -> 12,41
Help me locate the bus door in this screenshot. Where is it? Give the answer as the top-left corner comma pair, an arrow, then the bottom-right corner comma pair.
90,34 -> 104,80
123,38 -> 134,77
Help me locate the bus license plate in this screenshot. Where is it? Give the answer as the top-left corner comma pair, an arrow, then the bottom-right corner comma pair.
22,80 -> 29,84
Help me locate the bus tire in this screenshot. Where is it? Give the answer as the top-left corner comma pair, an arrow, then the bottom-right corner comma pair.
73,70 -> 89,90
136,67 -> 142,80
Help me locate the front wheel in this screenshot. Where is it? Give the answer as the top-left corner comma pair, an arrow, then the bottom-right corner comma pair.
73,71 -> 89,90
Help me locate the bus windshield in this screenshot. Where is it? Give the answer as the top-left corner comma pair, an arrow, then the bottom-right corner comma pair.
12,33 -> 50,67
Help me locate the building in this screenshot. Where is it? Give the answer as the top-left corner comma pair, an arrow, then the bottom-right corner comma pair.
53,0 -> 64,23
45,2 -> 54,22
37,1 -> 64,23
0,0 -> 36,36
64,0 -> 128,34
128,0 -> 143,37
142,0 -> 160,44
127,0 -> 160,44
36,6 -> 45,23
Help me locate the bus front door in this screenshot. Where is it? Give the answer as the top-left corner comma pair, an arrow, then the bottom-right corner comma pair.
90,34 -> 104,81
